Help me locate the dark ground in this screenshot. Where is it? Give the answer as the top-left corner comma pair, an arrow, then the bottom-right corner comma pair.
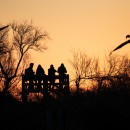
1,88 -> 130,130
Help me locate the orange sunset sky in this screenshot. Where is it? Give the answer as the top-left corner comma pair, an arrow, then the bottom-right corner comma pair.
1,0 -> 130,76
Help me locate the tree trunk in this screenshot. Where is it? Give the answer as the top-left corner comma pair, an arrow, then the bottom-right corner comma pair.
1,79 -> 10,96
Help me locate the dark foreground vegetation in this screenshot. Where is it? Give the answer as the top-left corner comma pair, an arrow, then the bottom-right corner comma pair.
1,87 -> 130,130
1,21 -> 130,130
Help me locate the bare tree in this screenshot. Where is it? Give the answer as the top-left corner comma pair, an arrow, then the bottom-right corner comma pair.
69,50 -> 92,93
0,21 -> 49,96
102,54 -> 130,88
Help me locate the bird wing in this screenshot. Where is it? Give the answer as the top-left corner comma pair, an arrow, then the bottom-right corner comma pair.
109,39 -> 130,55
0,25 -> 9,31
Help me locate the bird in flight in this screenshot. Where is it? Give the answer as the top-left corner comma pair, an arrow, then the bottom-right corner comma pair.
126,34 -> 130,39
109,35 -> 130,55
0,25 -> 9,31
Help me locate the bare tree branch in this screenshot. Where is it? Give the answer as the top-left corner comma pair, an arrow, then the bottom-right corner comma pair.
0,20 -> 49,95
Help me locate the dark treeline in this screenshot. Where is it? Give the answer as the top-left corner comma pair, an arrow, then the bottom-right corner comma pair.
1,21 -> 130,130
1,54 -> 130,129
1,85 -> 130,130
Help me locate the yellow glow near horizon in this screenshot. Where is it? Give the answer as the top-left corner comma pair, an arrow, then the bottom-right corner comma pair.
1,0 -> 130,76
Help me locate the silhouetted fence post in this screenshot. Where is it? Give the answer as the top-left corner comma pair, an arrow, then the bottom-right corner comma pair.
22,75 -> 27,103
43,75 -> 50,100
